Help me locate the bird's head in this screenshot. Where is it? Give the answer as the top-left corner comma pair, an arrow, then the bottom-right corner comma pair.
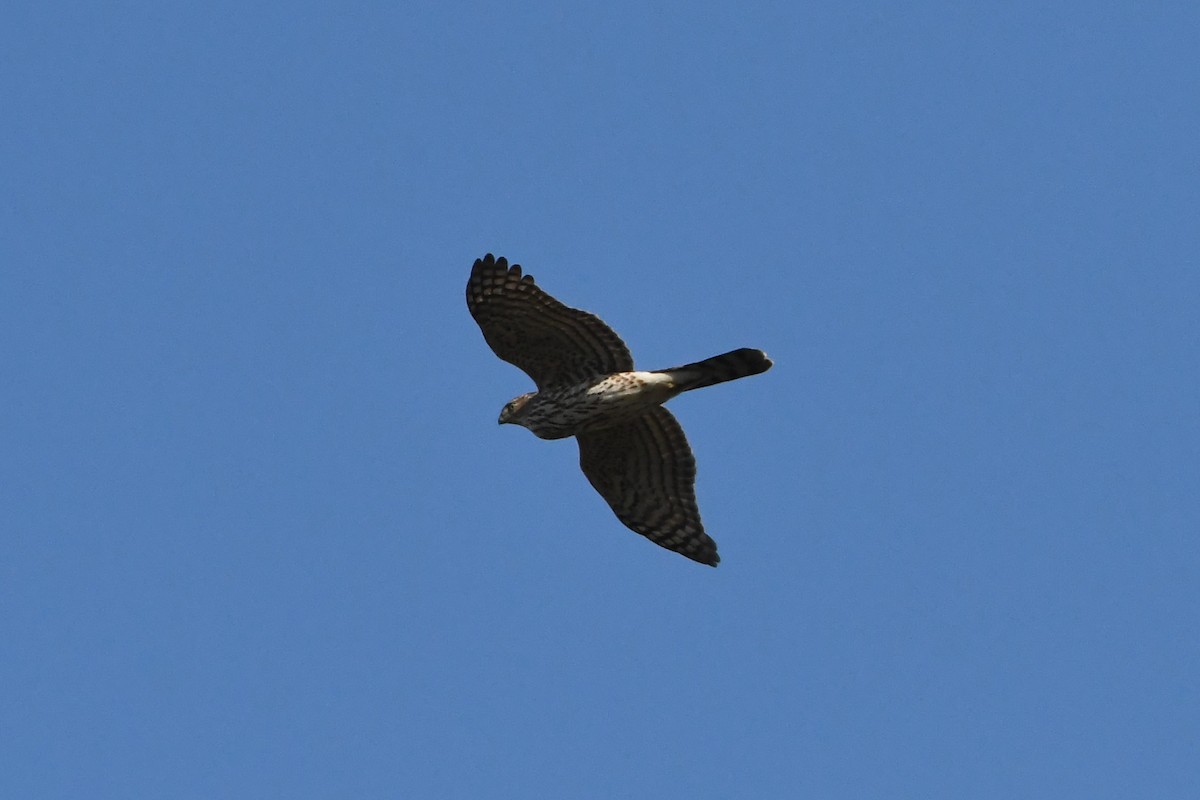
498,392 -> 536,426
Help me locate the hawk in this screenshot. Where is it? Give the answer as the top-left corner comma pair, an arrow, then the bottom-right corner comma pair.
466,253 -> 772,566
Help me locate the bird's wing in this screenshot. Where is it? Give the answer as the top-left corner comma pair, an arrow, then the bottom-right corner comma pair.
577,407 -> 719,566
466,254 -> 634,389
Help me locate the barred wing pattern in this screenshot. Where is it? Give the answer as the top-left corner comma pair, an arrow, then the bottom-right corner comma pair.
466,254 -> 633,389
577,407 -> 719,566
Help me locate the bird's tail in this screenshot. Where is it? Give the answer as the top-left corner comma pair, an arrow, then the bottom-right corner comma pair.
661,348 -> 773,392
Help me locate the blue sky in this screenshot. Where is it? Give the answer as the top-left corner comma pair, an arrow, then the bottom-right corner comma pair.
3,2 -> 1197,797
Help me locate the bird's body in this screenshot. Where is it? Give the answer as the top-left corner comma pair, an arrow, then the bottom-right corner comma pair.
466,254 -> 771,566
504,371 -> 678,440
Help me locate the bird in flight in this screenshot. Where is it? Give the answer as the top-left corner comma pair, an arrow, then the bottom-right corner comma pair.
466,254 -> 772,566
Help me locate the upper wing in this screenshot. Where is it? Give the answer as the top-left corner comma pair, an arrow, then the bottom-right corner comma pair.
466,254 -> 634,389
577,407 -> 719,566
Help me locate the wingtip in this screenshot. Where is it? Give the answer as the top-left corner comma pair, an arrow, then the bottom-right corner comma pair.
473,253 -> 517,275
